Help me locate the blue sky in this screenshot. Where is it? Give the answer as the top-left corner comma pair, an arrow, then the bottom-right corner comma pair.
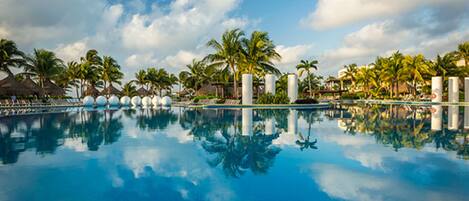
0,0 -> 468,81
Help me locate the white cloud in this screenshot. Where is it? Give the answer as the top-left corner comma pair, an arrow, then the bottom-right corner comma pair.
301,0 -> 467,30
274,44 -> 314,73
54,39 -> 89,63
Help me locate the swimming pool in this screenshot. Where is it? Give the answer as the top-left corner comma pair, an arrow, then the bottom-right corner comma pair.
0,105 -> 468,201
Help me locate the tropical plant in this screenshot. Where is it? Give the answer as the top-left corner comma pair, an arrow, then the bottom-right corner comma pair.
454,41 -> 468,68
402,54 -> 433,98
238,31 -> 281,77
133,69 -> 148,90
256,92 -> 289,104
179,59 -> 214,91
121,82 -> 137,97
205,28 -> 245,98
80,49 -> 103,94
342,63 -> 358,91
101,56 -> 123,90
23,49 -> 65,90
0,39 -> 25,76
296,59 -> 318,97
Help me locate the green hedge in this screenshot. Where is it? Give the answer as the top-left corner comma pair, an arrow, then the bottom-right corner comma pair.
256,92 -> 290,104
192,95 -> 218,103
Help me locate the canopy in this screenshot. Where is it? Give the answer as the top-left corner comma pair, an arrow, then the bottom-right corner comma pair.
0,75 -> 34,96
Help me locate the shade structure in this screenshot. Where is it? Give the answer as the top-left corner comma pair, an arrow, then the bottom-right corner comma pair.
0,75 -> 34,96
84,85 -> 100,97
20,76 -> 44,96
101,84 -> 122,96
43,79 -> 65,96
137,87 -> 149,96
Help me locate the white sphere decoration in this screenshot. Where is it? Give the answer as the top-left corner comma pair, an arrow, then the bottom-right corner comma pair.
161,96 -> 172,106
131,96 -> 141,106
120,96 -> 130,106
96,96 -> 107,106
142,96 -> 152,107
152,96 -> 161,106
108,95 -> 120,106
83,96 -> 94,107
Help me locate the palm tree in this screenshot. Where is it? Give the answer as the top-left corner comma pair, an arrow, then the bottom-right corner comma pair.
80,50 -> 103,95
179,59 -> 213,91
205,28 -> 244,98
356,67 -> 375,98
23,49 -> 65,90
101,56 -> 123,90
296,59 -> 318,97
122,82 -> 137,97
133,69 -> 148,90
402,54 -> 433,99
66,61 -> 81,98
384,51 -> 405,98
0,39 -> 25,76
342,63 -> 358,91
239,31 -> 281,76
454,41 -> 468,68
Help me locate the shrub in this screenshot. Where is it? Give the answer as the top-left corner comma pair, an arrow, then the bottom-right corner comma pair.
340,93 -> 360,100
257,92 -> 290,104
294,98 -> 319,104
192,95 -> 217,103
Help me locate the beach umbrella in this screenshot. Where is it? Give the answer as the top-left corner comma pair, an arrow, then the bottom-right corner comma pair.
0,75 -> 34,96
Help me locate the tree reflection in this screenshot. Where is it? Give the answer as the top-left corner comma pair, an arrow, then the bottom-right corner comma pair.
338,104 -> 469,159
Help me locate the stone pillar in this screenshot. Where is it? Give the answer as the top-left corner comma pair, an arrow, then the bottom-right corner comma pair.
265,74 -> 276,95
464,106 -> 469,129
448,106 -> 459,130
431,77 -> 442,102
287,109 -> 298,134
448,77 -> 459,103
431,105 -> 442,131
465,77 -> 469,102
265,118 -> 275,135
288,74 -> 298,103
242,74 -> 253,105
242,108 -> 253,135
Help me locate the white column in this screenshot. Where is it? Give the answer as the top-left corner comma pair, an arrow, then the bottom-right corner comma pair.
465,77 -> 469,102
287,109 -> 298,134
265,74 -> 276,95
288,74 -> 298,103
464,106 -> 469,129
431,105 -> 442,131
431,77 -> 442,102
448,106 -> 459,130
448,77 -> 459,103
242,108 -> 253,136
242,74 -> 253,105
265,118 -> 275,135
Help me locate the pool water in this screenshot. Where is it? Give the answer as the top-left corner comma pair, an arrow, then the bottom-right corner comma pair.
0,105 -> 468,201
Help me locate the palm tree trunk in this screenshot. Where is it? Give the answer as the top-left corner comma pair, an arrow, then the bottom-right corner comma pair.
233,73 -> 238,99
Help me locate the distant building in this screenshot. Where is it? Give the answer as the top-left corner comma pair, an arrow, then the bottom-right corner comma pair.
456,59 -> 466,67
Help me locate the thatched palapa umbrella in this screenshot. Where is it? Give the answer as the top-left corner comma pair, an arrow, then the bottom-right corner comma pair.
43,79 -> 65,96
137,87 -> 148,96
84,85 -> 100,97
101,85 -> 122,96
20,76 -> 44,97
0,75 -> 34,96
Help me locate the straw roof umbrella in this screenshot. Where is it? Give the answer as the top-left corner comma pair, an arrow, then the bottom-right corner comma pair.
43,79 -> 65,96
0,75 -> 34,96
137,87 -> 148,96
101,84 -> 122,96
84,85 -> 100,97
20,76 -> 44,96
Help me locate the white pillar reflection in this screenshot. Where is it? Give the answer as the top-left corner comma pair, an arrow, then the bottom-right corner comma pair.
464,106 -> 469,129
431,105 -> 442,131
242,108 -> 253,136
448,106 -> 458,131
265,118 -> 275,135
287,109 -> 298,134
